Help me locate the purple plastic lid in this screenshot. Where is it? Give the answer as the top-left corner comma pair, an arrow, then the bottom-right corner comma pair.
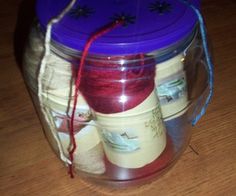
36,0 -> 200,55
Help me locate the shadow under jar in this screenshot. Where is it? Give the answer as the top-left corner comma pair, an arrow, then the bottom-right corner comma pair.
22,0 -> 210,187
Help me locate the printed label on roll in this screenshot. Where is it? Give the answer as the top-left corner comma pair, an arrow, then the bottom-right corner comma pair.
157,72 -> 187,105
156,54 -> 189,119
157,71 -> 188,119
101,129 -> 140,153
97,101 -> 167,169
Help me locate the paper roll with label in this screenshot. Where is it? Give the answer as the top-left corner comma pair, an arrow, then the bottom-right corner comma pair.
24,34 -> 105,174
41,87 -> 105,174
156,54 -> 189,120
95,91 -> 167,169
39,54 -> 104,174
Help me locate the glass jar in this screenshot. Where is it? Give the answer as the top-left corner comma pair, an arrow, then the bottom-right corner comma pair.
23,0 -> 211,187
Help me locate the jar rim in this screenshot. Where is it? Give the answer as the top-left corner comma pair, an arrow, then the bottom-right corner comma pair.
45,25 -> 198,65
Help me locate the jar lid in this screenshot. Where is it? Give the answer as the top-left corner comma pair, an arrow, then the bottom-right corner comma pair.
36,0 -> 199,55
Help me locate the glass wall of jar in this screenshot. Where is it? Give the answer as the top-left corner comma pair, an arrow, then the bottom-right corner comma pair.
23,24 -> 209,186
22,0 -> 211,187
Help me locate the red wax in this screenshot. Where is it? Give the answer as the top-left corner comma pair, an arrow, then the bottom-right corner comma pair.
79,55 -> 156,114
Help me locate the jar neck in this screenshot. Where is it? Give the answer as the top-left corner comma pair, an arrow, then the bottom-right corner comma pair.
38,23 -> 198,64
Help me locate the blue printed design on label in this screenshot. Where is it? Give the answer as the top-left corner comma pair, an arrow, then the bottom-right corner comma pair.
101,130 -> 140,153
157,75 -> 187,105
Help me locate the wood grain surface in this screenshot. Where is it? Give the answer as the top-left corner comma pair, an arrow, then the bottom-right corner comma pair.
0,0 -> 236,195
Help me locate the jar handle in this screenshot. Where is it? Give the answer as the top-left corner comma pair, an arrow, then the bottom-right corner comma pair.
179,0 -> 214,125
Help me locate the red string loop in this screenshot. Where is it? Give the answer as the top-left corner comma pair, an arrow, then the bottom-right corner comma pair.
68,19 -> 124,178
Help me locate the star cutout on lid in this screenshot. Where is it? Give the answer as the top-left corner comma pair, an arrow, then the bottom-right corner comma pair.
110,12 -> 136,26
69,4 -> 94,19
149,1 -> 172,15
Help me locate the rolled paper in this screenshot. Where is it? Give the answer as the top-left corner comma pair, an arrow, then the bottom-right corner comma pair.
156,54 -> 189,120
95,91 -> 167,169
23,29 -> 72,93
58,124 -> 105,174
80,55 -> 156,114
24,29 -> 105,174
42,88 -> 106,174
41,54 -> 72,90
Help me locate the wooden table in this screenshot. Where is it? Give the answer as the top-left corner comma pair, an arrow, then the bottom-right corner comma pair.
0,0 -> 236,195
